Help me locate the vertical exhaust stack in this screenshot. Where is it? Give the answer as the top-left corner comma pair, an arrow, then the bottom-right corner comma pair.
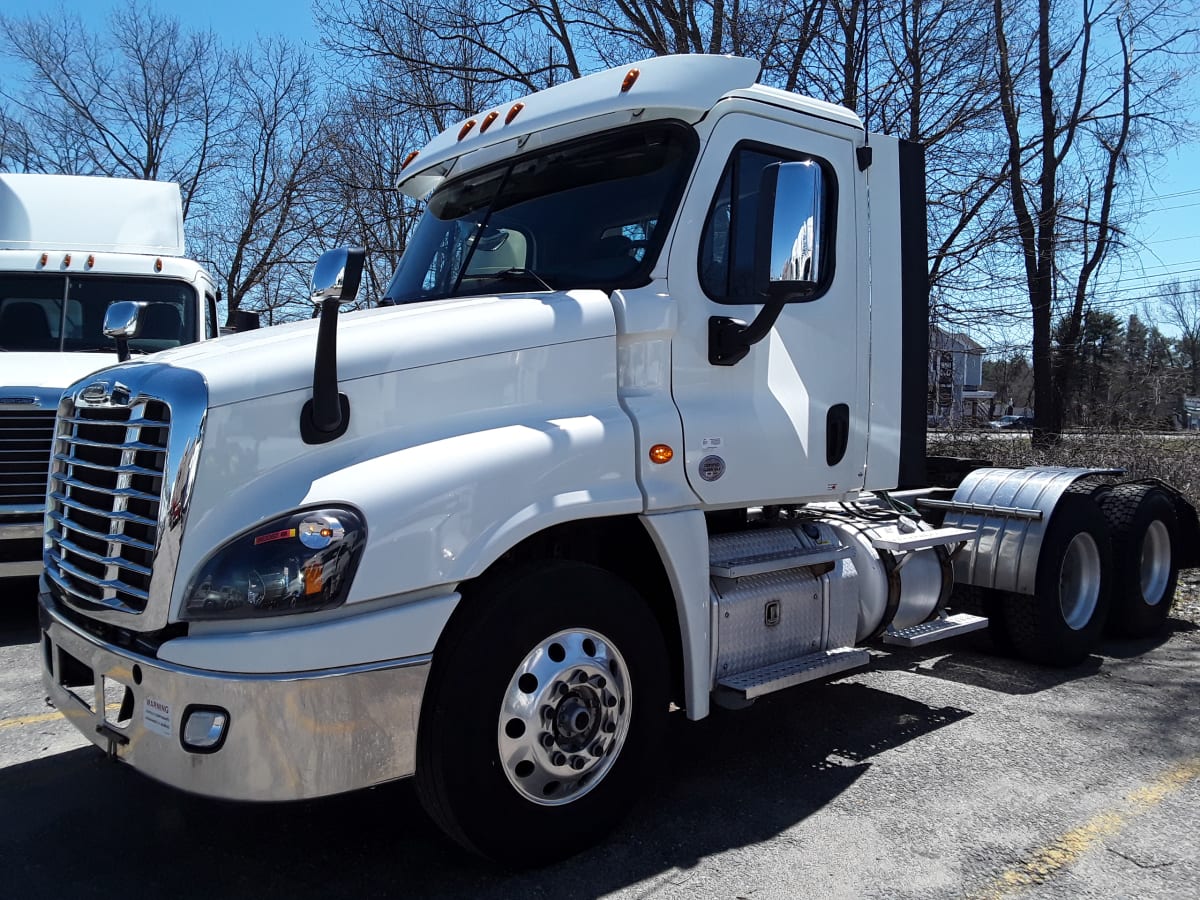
301,248 -> 366,445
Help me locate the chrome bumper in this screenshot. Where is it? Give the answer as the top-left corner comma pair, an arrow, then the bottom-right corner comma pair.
40,596 -> 431,801
0,519 -> 43,578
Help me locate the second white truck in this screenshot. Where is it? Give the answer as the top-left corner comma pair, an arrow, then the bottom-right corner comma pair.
36,57 -> 1198,864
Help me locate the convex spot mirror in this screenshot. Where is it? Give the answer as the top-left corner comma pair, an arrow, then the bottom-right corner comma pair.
756,160 -> 827,302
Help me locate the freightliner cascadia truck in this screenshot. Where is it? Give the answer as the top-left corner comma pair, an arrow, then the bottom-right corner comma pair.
36,56 -> 1199,863
0,173 -> 240,582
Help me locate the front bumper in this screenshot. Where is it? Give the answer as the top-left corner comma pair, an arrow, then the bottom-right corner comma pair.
40,596 -> 431,801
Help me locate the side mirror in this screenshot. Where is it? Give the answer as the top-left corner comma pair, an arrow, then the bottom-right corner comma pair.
103,301 -> 145,362
311,248 -> 365,306
756,160 -> 827,301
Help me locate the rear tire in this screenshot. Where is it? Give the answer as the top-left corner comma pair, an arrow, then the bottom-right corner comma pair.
1005,493 -> 1112,666
1096,484 -> 1179,638
415,561 -> 669,864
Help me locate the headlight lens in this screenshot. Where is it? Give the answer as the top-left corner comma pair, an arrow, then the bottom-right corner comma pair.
183,507 -> 366,620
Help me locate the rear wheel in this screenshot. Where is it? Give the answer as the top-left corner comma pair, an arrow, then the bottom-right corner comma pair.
1005,493 -> 1112,666
415,561 -> 669,863
1096,483 -> 1179,638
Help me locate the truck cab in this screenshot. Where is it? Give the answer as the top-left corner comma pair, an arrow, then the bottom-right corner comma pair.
0,173 -> 222,579
35,57 -> 1196,864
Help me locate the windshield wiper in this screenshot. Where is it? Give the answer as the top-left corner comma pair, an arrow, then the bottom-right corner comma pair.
491,267 -> 554,292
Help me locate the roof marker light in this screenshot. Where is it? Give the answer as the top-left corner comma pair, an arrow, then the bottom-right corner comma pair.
401,150 -> 419,170
63,254 -> 72,268
505,102 -> 524,125
621,68 -> 641,93
479,111 -> 499,133
87,254 -> 95,269
154,257 -> 163,272
457,119 -> 477,141
39,253 -> 48,267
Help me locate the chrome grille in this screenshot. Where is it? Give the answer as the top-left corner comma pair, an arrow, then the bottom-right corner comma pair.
44,399 -> 171,614
0,409 -> 57,508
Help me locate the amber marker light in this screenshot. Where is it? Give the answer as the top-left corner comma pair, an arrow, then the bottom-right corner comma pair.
39,253 -> 48,267
62,254 -> 72,267
87,254 -> 95,269
154,257 -> 163,272
401,150 -> 419,170
479,111 -> 499,133
505,102 -> 524,124
457,119 -> 477,141
649,444 -> 674,465
621,68 -> 641,92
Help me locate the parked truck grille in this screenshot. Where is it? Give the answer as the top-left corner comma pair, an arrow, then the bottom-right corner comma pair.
0,409 -> 58,509
44,400 -> 171,615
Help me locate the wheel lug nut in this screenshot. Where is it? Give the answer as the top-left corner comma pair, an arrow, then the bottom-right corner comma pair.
555,681 -> 569,696
603,692 -> 617,708
571,669 -> 587,684
541,705 -> 555,721
589,674 -> 607,689
603,720 -> 616,733
590,741 -> 604,757
570,755 -> 587,770
552,752 -> 566,767
540,733 -> 555,748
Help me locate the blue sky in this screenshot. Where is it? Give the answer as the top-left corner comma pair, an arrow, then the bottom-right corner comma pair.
4,0 -> 1200,337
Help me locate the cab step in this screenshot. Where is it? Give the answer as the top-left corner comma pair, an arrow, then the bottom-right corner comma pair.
716,647 -> 870,700
881,612 -> 988,647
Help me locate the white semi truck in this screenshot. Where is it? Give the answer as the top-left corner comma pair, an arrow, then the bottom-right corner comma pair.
37,57 -> 1198,863
0,173 -> 243,580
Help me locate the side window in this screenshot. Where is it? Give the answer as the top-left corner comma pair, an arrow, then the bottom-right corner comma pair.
205,294 -> 218,339
699,144 -> 835,304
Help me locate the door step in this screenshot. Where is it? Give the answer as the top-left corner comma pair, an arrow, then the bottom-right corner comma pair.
717,647 -> 870,700
866,524 -> 978,552
881,612 -> 988,647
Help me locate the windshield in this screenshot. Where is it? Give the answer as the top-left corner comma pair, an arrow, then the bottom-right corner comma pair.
383,123 -> 697,305
0,274 -> 198,353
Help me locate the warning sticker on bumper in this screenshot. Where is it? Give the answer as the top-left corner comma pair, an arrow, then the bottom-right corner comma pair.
143,696 -> 171,737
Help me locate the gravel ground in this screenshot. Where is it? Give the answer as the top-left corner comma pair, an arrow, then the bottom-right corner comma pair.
1173,569 -> 1200,625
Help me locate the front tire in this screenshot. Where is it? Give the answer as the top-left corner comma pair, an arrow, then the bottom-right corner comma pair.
1096,483 -> 1180,638
1005,493 -> 1113,666
415,561 -> 669,863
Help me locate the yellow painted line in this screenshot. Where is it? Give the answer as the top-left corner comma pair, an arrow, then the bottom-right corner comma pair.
975,758 -> 1200,899
0,702 -> 121,730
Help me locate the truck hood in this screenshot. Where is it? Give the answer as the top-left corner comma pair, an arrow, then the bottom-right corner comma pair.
150,291 -> 618,408
0,351 -> 119,398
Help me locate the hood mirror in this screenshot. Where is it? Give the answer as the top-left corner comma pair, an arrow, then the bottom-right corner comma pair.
103,301 -> 145,362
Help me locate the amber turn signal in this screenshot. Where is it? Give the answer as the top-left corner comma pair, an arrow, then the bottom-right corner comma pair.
649,444 -> 674,464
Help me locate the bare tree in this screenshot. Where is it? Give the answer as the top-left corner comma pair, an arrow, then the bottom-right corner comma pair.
189,39 -> 332,324
0,0 -> 231,217
992,0 -> 1194,442
1160,280 -> 1200,394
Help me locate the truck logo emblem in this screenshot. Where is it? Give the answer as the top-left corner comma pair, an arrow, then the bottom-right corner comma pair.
80,381 -> 131,406
698,455 -> 726,482
81,383 -> 109,402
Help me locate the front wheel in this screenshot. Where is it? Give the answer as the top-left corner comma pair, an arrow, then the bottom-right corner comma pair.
415,561 -> 669,863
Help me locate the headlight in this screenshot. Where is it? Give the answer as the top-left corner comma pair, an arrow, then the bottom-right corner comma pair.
183,508 -> 366,621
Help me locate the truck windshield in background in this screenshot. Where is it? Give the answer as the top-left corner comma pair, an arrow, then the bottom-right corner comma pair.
383,123 -> 698,305
0,274 -> 198,353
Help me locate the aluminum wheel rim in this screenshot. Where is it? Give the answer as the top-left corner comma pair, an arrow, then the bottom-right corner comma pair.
1140,519 -> 1172,606
497,628 -> 631,806
1059,532 -> 1101,631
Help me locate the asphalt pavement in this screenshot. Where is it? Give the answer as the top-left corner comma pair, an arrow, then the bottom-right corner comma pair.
2,576 -> 1197,899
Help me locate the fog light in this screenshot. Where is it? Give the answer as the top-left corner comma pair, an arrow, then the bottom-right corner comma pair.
181,706 -> 229,753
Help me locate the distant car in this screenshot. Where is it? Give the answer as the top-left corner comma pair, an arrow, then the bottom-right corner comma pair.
989,415 -> 1034,430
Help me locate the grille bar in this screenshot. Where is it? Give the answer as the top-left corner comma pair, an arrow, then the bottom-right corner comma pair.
49,532 -> 154,577
0,408 -> 56,506
50,471 -> 161,503
51,453 -> 162,478
48,509 -> 156,552
49,491 -> 159,529
60,415 -> 170,429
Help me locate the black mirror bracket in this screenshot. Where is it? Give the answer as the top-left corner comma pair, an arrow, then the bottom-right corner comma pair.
708,297 -> 786,366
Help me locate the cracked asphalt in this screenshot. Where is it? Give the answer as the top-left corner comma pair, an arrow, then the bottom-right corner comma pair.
2,574 -> 1197,899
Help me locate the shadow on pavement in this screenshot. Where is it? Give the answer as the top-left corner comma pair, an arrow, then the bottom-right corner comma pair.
0,576 -> 40,649
0,683 -> 970,899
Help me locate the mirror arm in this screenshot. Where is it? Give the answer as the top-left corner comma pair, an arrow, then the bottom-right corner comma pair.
114,334 -> 131,363
708,295 -> 786,366
301,248 -> 364,445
